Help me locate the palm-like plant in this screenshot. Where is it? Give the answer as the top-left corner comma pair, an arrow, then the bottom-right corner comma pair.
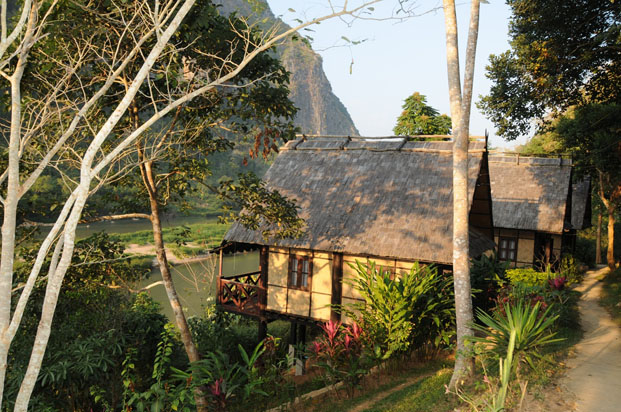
471,301 -> 563,372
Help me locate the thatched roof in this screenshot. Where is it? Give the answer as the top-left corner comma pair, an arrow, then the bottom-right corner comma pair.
571,178 -> 592,230
489,154 -> 573,233
224,136 -> 495,265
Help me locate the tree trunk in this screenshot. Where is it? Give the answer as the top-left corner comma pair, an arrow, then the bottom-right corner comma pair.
607,205 -> 616,270
596,211 -> 602,265
138,150 -> 209,412
11,3 -> 198,408
442,0 -> 481,389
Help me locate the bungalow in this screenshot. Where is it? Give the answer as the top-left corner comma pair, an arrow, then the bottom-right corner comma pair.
488,153 -> 591,269
217,136 -> 495,333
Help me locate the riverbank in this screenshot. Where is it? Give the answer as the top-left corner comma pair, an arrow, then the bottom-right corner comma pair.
124,242 -> 214,265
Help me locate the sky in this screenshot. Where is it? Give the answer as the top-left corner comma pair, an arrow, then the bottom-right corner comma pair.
266,0 -> 524,149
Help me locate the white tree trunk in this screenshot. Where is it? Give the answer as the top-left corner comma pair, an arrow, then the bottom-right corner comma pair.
0,1 -> 386,408
13,1 -> 198,408
0,2 -> 38,405
442,0 -> 481,389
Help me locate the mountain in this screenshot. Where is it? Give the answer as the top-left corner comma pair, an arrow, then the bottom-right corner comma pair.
215,0 -> 359,136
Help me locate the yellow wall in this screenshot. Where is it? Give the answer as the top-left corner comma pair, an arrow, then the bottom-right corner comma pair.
494,229 -> 564,268
287,289 -> 310,317
265,249 -> 425,323
517,238 -> 534,266
552,234 -> 563,258
265,247 -> 333,321
268,247 -> 288,287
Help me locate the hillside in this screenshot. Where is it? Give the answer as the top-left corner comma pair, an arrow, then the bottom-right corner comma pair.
215,0 -> 359,136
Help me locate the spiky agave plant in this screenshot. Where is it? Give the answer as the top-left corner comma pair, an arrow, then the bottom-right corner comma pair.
471,301 -> 563,372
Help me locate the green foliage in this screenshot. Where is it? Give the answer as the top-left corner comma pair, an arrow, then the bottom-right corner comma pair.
471,302 -> 562,372
471,252 -> 510,313
124,335 -> 286,412
4,234 -> 168,411
600,268 -> 621,327
555,103 -> 621,208
310,321 -> 371,397
575,234 -> 597,268
455,329 -> 518,412
342,260 -> 454,360
489,329 -> 516,412
479,0 -> 621,140
505,268 -> 547,287
217,172 -> 305,240
559,254 -> 583,285
505,261 -> 583,288
393,92 -> 452,136
516,127 -> 565,155
111,221 -> 230,249
122,325 -> 193,412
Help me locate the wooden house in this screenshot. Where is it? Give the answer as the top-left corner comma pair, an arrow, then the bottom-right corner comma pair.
217,136 -> 495,329
488,154 -> 591,268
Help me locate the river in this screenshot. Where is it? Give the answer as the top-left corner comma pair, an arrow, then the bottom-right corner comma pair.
74,216 -> 258,320
137,251 -> 258,320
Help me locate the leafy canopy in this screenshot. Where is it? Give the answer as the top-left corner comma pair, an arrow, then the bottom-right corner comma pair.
393,92 -> 451,136
478,0 -> 621,140
556,103 -> 621,204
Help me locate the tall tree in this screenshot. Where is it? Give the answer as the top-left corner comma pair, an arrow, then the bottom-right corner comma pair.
0,0 -> 384,409
478,0 -> 621,141
555,104 -> 621,269
442,0 -> 481,388
393,92 -> 452,135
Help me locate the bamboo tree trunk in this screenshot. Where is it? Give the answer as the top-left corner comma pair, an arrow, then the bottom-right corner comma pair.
607,205 -> 616,270
596,211 -> 602,265
139,155 -> 209,412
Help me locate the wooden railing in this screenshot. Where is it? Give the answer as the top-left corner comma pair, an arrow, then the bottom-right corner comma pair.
217,271 -> 264,316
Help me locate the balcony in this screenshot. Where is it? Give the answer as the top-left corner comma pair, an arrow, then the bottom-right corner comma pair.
217,271 -> 264,317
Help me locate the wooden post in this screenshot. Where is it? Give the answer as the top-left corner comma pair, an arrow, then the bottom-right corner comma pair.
258,320 -> 267,343
296,324 -> 306,375
288,321 -> 297,370
331,253 -> 343,322
217,248 -> 223,305
259,246 -> 269,310
596,212 -> 603,265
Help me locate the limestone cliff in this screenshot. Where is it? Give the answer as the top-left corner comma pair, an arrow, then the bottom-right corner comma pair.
215,0 -> 359,136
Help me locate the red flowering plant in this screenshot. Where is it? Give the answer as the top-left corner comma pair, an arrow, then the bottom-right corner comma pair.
309,320 -> 370,397
548,276 -> 567,291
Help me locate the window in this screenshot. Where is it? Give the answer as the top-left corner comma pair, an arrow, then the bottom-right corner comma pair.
289,255 -> 312,290
498,237 -> 517,261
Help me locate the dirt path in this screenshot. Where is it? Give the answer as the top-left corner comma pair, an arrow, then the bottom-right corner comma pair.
562,266 -> 621,412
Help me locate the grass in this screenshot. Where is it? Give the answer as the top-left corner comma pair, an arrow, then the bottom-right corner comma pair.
600,267 -> 621,327
361,369 -> 454,412
296,358 -> 457,412
112,221 -> 231,250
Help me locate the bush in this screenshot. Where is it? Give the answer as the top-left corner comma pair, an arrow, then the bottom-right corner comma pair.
559,254 -> 583,284
341,260 -> 454,361
471,302 -> 562,374
471,252 -> 510,314
309,321 -> 371,397
505,268 -> 547,287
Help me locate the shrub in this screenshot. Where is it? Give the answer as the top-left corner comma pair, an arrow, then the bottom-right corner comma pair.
505,268 -> 546,287
559,254 -> 583,284
341,260 -> 454,360
574,235 -> 596,268
471,252 -> 510,313
471,302 -> 563,374
124,332 -> 282,412
309,320 -> 371,397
